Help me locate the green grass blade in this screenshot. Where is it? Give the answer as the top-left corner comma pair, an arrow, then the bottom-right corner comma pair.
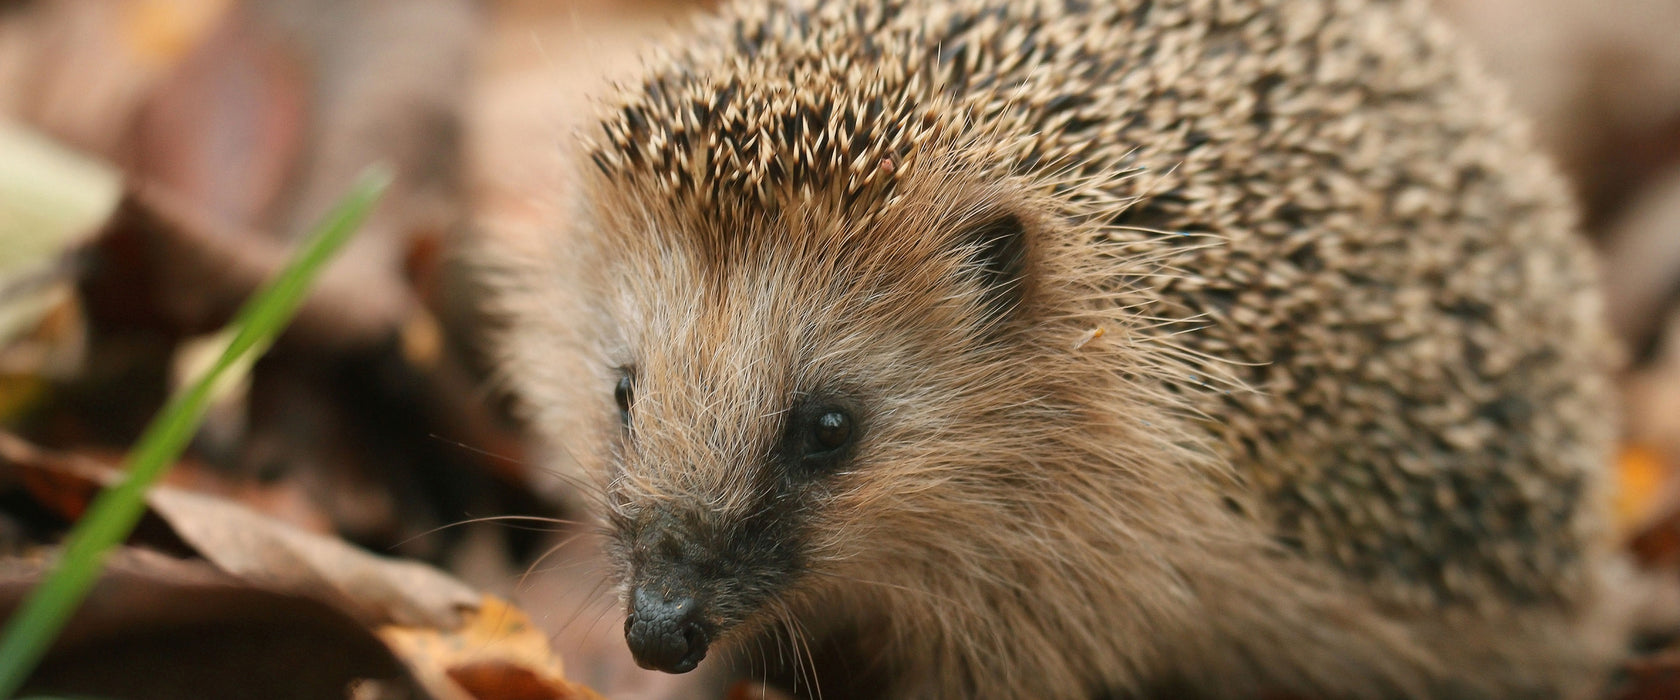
0,166 -> 392,698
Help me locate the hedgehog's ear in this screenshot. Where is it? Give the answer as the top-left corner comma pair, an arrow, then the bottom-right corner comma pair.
956,210 -> 1031,321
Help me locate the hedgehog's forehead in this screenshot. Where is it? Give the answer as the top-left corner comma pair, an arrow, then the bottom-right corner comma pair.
607,196 -> 956,397
631,293 -> 792,436
605,184 -> 964,347
616,224 -> 887,349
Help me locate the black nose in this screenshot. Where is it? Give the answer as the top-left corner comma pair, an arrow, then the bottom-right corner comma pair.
624,586 -> 711,673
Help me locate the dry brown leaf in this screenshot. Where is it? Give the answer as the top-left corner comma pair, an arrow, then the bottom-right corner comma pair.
449,662 -> 576,700
0,431 -> 108,522
0,429 -> 479,627
1,430 -> 606,698
128,1 -> 308,236
0,429 -> 330,535
148,485 -> 479,628
0,0 -> 205,157
0,547 -> 421,700
383,595 -> 607,700
0,430 -> 602,698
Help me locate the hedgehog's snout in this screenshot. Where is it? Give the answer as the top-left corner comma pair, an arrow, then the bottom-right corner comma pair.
622,512 -> 721,673
616,501 -> 799,674
625,585 -> 713,673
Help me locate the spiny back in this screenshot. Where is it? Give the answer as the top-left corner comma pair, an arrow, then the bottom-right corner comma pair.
587,0 -> 1612,612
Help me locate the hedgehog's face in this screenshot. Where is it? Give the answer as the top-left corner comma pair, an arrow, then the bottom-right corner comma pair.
590,181 -> 1062,674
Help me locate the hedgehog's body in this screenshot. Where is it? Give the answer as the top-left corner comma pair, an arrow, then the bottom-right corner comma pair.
499,0 -> 1627,697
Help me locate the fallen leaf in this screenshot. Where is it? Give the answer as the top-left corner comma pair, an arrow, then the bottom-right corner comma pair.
127,0 -> 305,234
0,547 -> 421,700
1618,444 -> 1676,539
0,430 -> 601,699
0,430 -> 477,627
149,485 -> 480,628
384,596 -> 606,700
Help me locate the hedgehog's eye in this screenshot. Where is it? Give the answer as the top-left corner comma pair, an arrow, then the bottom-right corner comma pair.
808,409 -> 853,455
783,402 -> 859,476
614,372 -> 634,424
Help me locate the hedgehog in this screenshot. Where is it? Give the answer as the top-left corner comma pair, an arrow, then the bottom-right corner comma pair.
492,0 -> 1632,697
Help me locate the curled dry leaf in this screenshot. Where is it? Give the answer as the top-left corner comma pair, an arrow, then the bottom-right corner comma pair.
0,429 -> 478,628
147,486 -> 480,629
383,595 -> 606,700
109,0 -> 480,351
0,431 -> 602,699
0,547 -> 421,700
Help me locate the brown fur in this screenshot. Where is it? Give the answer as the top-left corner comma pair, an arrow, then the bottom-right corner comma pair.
488,0 -> 1630,697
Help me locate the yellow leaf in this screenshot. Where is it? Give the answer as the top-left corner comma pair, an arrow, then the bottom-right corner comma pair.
1616,444 -> 1671,536
381,595 -> 606,700
120,0 -> 232,67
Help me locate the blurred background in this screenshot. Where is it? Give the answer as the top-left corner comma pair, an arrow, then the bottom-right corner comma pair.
1,0 -> 1678,698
